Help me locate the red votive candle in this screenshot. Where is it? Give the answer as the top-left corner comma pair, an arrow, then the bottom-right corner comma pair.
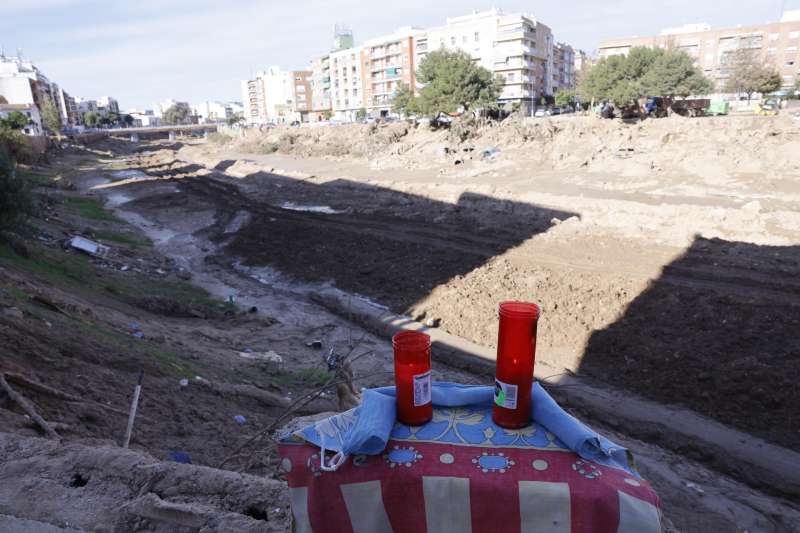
393,330 -> 433,426
492,301 -> 540,429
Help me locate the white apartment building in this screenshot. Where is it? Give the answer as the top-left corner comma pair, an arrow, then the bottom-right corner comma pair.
330,46 -> 363,121
192,101 -> 232,123
413,9 -> 555,113
241,68 -> 307,125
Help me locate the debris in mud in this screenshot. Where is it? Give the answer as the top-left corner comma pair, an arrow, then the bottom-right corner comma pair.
67,235 -> 110,258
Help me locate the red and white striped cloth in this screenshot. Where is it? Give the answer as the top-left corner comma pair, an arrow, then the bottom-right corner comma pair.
279,439 -> 662,533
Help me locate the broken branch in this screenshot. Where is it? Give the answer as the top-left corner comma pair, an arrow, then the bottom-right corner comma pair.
0,373 -> 61,440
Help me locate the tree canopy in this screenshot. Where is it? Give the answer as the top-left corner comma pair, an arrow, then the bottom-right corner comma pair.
554,89 -> 577,108
83,111 -> 101,128
579,47 -> 713,106
723,49 -> 782,101
391,49 -> 501,116
40,100 -> 62,134
0,111 -> 30,130
163,104 -> 191,125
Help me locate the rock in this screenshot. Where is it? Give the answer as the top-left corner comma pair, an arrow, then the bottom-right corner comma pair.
425,317 -> 441,328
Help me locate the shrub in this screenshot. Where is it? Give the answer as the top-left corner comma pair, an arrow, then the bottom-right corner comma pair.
0,143 -> 35,231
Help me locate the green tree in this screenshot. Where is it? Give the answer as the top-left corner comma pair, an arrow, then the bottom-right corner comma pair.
356,107 -> 367,120
391,84 -> 417,116
724,49 -> 782,102
123,114 -> 134,127
641,51 -> 713,98
226,113 -> 244,126
555,89 -> 577,108
107,111 -> 120,126
83,111 -> 101,128
40,100 -> 62,134
579,46 -> 712,106
0,111 -> 30,130
0,143 -> 34,231
162,104 -> 190,125
411,49 -> 501,116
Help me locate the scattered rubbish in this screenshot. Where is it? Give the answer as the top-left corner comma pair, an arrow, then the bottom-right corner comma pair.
67,236 -> 110,258
280,202 -> 344,214
120,265 -> 129,272
233,415 -> 247,425
179,378 -> 189,388
685,482 -> 705,495
130,322 -> 143,339
425,317 -> 441,328
306,340 -> 323,349
481,147 -> 501,160
168,451 -> 192,464
156,269 -> 166,275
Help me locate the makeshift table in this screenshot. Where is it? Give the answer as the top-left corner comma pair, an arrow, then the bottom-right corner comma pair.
279,383 -> 662,533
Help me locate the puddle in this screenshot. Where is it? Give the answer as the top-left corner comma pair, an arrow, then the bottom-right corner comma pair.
280,202 -> 344,214
106,193 -> 133,207
111,169 -> 148,180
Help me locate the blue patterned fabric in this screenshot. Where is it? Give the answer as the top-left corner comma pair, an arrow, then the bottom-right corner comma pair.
285,382 -> 635,474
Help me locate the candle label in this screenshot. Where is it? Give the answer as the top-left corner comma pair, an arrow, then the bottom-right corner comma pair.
494,379 -> 518,409
413,371 -> 431,406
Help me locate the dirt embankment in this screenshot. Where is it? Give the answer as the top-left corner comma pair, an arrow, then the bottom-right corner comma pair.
219,114 -> 800,179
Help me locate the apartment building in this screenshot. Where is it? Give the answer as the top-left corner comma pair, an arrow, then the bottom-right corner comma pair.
291,70 -> 313,121
0,103 -> 42,135
330,46 -> 363,121
598,10 -> 800,90
361,27 -> 420,116
413,9 -> 555,114
192,101 -> 232,123
552,42 -> 575,93
241,76 -> 268,124
309,55 -> 332,120
53,85 -> 78,126
241,68 -> 311,124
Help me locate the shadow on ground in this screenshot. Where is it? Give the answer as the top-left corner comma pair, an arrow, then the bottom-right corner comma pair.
579,236 -> 800,449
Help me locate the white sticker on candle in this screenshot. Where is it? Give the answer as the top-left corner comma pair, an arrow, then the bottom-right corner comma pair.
494,379 -> 518,409
413,371 -> 431,406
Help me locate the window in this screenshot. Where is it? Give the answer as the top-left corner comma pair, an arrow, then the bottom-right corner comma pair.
507,73 -> 515,82
475,32 -> 480,42
769,33 -> 779,41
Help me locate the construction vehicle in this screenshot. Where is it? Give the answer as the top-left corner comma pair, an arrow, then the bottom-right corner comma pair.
756,101 -> 779,116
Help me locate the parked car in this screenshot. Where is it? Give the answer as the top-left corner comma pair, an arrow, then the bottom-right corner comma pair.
551,107 -> 562,115
534,108 -> 547,117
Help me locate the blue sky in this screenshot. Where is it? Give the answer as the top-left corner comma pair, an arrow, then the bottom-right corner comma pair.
1,0 -> 796,110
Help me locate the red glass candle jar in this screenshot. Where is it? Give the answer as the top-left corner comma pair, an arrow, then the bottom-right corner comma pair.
492,301 -> 540,429
393,330 -> 433,426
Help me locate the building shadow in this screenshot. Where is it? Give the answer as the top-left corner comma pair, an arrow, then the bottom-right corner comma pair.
113,159 -> 576,313
578,235 -> 800,449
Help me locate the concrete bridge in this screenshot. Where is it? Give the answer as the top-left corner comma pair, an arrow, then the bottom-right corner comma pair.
104,123 -> 219,138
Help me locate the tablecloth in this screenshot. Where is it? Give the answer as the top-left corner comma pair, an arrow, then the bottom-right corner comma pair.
278,382 -> 662,533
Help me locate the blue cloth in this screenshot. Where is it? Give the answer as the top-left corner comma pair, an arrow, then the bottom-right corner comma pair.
288,381 -> 634,474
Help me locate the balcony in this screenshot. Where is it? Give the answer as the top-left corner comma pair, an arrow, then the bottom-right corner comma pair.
496,28 -> 536,43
